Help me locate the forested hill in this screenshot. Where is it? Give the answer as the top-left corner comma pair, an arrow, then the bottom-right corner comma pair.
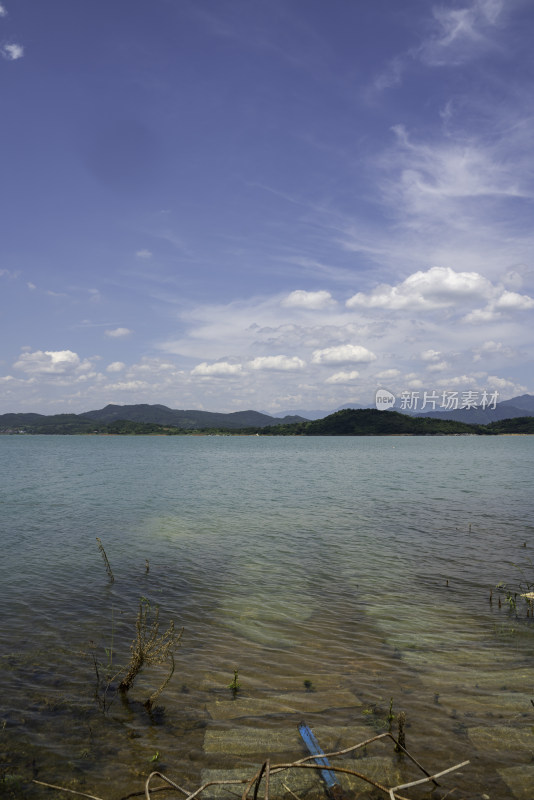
253,408 -> 534,436
0,404 -> 306,434
80,403 -> 306,429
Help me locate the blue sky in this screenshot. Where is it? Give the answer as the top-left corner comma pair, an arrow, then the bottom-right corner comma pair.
1,0 -> 533,414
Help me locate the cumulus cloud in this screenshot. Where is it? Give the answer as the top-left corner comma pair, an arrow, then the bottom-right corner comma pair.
426,361 -> 450,372
347,267 -> 534,319
347,267 -> 491,311
421,349 -> 441,362
2,43 -> 24,60
248,355 -> 306,371
107,361 -> 126,373
191,361 -> 243,377
376,369 -> 401,379
281,290 -> 335,310
325,370 -> 360,384
106,380 -> 150,392
463,289 -> 534,323
13,350 -> 87,375
493,291 -> 534,311
105,327 -> 132,338
312,344 -> 377,365
472,341 -> 517,362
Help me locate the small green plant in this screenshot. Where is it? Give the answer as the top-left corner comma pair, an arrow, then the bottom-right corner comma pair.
228,669 -> 240,697
150,752 -> 160,763
303,679 -> 314,692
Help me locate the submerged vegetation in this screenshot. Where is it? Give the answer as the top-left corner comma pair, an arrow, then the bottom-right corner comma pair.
118,597 -> 183,711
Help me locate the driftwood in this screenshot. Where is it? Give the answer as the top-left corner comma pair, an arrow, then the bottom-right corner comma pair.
32,730 -> 469,800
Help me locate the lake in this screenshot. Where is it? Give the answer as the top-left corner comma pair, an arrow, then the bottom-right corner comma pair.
1,434 -> 533,799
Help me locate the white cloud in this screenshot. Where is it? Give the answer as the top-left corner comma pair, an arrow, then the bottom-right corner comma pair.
191,361 -> 243,377
418,0 -> 504,66
376,369 -> 401,379
13,350 -> 84,375
105,327 -> 132,338
281,290 -> 335,310
346,267 -> 534,321
0,4 -> 7,17
107,361 -> 126,373
136,249 -> 153,259
486,375 -> 526,393
436,374 -> 477,388
27,282 -> 36,290
249,355 -> 306,371
493,291 -> 534,311
463,289 -> 534,323
427,361 -> 450,373
347,267 -> 493,311
421,349 -> 441,362
325,370 -> 360,384
2,43 -> 24,60
106,380 -> 150,392
312,344 -> 377,365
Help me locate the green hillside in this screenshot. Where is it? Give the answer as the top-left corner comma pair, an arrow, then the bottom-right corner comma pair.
254,408 -> 484,436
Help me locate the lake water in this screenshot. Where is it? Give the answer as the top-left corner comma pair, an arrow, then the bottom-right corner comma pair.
1,434 -> 533,800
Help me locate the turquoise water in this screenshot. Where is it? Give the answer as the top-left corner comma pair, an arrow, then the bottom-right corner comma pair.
1,435 -> 533,799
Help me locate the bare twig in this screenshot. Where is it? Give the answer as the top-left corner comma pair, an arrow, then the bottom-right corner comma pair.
96,537 -> 114,583
281,783 -> 302,800
145,771 -> 189,800
388,760 -> 469,798
264,761 -> 270,800
32,779 -> 105,800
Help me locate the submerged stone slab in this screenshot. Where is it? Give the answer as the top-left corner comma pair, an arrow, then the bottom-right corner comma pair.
418,665 -> 534,693
498,764 -> 534,799
206,690 -> 361,720
203,724 -> 370,758
200,767 -> 318,800
467,724 -> 534,755
203,726 -> 300,756
437,691 -> 532,718
342,756 -> 403,799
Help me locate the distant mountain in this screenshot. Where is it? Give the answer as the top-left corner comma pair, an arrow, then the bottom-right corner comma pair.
1,398 -> 533,436
411,394 -> 534,424
499,394 -> 534,411
80,403 -> 306,429
0,404 -> 307,433
271,402 -> 369,420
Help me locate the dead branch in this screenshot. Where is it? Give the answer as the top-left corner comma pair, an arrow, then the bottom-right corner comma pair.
32,779 -> 105,800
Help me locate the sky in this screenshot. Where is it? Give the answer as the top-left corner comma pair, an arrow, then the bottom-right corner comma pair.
1,0 -> 534,415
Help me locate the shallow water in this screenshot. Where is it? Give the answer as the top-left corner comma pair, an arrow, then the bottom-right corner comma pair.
1,434 -> 533,799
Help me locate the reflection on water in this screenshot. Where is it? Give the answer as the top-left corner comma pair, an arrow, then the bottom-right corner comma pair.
1,434 -> 533,798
